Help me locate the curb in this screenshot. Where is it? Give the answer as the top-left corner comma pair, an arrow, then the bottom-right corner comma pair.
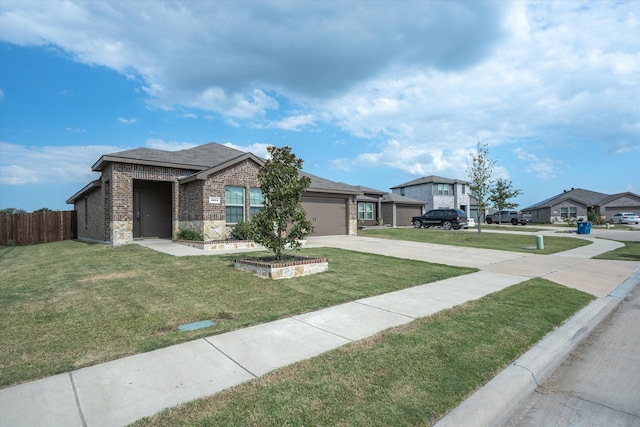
434,267 -> 640,427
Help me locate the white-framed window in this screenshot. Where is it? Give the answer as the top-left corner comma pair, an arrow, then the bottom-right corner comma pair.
249,188 -> 264,219
225,186 -> 244,223
560,207 -> 577,218
437,184 -> 450,195
358,202 -> 374,220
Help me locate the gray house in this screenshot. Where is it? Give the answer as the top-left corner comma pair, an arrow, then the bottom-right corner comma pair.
522,188 -> 640,224
390,175 -> 471,218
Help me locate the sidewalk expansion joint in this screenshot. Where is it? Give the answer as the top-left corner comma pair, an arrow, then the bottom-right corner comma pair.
202,338 -> 258,379
353,301 -> 417,319
69,372 -> 88,427
290,317 -> 355,342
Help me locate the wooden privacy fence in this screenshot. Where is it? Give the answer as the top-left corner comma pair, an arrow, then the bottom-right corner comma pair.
0,211 -> 77,246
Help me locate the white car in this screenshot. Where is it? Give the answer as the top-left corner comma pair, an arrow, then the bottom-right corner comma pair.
466,218 -> 476,227
611,212 -> 640,224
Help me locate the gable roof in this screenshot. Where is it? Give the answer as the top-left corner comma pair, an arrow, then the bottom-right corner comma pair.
303,173 -> 361,195
523,188 -> 609,210
381,193 -> 424,205
92,142 -> 245,171
391,175 -> 469,189
65,179 -> 102,204
597,192 -> 640,205
70,142 -> 364,204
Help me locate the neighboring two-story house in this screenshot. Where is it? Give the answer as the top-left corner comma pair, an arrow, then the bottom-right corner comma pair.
390,175 -> 471,218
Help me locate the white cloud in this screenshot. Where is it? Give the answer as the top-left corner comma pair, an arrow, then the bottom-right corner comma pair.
65,127 -> 87,133
0,0 -> 638,180
0,142 -> 117,185
514,147 -> 556,180
117,117 -> 137,124
265,114 -> 316,131
0,165 -> 38,185
222,142 -> 271,159
180,113 -> 198,119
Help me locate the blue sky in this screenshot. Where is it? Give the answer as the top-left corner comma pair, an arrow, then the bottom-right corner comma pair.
1,1 -> 638,212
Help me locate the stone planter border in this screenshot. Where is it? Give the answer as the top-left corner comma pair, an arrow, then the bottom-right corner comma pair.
234,257 -> 329,280
174,239 -> 258,251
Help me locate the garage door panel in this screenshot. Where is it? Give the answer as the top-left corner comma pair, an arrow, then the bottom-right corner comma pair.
302,197 -> 347,236
396,205 -> 422,227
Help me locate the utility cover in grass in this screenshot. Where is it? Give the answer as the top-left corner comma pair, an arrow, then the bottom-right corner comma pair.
178,320 -> 215,331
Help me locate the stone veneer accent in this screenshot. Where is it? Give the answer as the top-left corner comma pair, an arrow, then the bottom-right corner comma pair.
176,239 -> 259,251
111,220 -> 133,245
234,257 -> 329,280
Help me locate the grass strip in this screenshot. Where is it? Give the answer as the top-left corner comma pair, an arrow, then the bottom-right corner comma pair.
0,241 -> 474,387
361,228 -> 590,254
594,240 -> 640,261
134,279 -> 593,426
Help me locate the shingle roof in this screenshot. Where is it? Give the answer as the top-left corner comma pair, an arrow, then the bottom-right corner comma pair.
381,193 -> 424,204
523,188 -> 609,210
303,173 -> 361,194
390,175 -> 469,189
597,192 -> 640,205
92,142 -> 246,171
78,141 -> 362,199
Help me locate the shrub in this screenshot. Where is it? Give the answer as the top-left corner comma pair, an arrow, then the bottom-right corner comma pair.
229,221 -> 255,240
176,228 -> 204,241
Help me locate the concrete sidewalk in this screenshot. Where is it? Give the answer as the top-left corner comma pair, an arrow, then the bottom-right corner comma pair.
1,235 -> 639,426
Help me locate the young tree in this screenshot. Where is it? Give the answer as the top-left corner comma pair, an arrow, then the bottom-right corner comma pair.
466,141 -> 496,234
252,145 -> 314,260
489,178 -> 522,225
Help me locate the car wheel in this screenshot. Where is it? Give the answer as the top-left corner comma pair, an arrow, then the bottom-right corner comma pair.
413,220 -> 422,228
486,218 -> 493,224
442,221 -> 453,230
511,218 -> 518,226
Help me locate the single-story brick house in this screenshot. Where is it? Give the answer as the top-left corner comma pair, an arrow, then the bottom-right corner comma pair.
67,142 -> 369,245
522,187 -> 640,223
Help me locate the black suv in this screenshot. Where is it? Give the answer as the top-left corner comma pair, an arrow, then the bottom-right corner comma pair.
412,209 -> 468,230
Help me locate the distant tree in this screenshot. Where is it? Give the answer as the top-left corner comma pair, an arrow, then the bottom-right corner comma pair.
489,178 -> 522,225
33,207 -> 53,212
0,208 -> 27,214
251,146 -> 314,260
466,141 -> 496,234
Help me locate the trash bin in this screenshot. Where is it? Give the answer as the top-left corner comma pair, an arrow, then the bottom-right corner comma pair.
577,221 -> 592,235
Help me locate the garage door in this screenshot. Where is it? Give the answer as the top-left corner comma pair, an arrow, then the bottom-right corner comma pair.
605,207 -> 640,221
396,205 -> 422,226
302,197 -> 348,236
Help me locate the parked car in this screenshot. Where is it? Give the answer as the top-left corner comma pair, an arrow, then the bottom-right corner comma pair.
485,210 -> 532,225
611,212 -> 640,224
466,218 -> 476,227
412,209 -> 468,230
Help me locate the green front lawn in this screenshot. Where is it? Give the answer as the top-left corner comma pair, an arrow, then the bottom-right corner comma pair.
594,240 -> 640,261
0,241 -> 475,387
135,279 -> 593,426
361,228 -> 591,254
